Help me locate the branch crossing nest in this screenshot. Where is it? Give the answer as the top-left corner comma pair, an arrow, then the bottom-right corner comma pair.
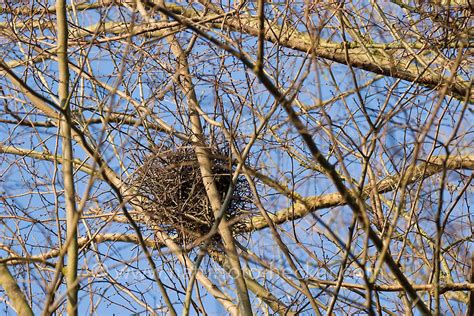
132,146 -> 253,247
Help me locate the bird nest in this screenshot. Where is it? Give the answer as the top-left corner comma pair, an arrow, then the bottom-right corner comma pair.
132,145 -> 253,247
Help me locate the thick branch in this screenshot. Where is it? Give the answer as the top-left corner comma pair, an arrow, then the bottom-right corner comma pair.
56,1 -> 79,314
0,263 -> 34,316
249,155 -> 474,231
4,234 -> 474,294
2,1 -> 470,102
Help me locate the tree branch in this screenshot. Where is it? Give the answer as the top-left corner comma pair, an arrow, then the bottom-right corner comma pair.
0,263 -> 33,316
2,1 -> 470,102
249,155 -> 474,230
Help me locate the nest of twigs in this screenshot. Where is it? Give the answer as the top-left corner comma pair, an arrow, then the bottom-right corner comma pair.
132,145 -> 252,247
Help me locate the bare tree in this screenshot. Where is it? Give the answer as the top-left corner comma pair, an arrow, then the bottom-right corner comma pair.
0,0 -> 472,315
